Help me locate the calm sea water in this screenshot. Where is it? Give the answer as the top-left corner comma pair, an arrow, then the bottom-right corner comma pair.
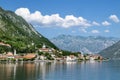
0,61 -> 120,80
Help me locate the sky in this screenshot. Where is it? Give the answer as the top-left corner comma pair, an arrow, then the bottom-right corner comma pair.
0,0 -> 120,39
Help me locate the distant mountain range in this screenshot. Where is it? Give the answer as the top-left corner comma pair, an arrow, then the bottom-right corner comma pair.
0,7 -> 57,53
99,41 -> 120,59
51,35 -> 119,54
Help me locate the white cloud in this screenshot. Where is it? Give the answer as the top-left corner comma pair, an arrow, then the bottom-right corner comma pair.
104,30 -> 110,33
92,21 -> 100,26
102,21 -> 111,26
81,28 -> 87,33
109,15 -> 120,23
91,30 -> 100,33
15,8 -> 91,28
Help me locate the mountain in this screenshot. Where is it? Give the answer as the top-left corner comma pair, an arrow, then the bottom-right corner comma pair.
50,35 -> 119,54
99,41 -> 120,59
0,7 -> 57,53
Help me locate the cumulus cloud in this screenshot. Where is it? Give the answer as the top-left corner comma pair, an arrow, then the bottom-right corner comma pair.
15,8 -> 92,28
91,30 -> 100,33
79,28 -> 87,33
109,15 -> 120,23
92,21 -> 100,26
104,30 -> 110,33
102,21 -> 111,26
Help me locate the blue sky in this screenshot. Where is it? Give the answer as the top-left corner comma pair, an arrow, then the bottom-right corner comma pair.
0,0 -> 120,38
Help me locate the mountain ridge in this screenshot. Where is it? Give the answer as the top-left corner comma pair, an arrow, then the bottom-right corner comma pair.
0,7 -> 58,53
99,41 -> 120,59
51,34 -> 119,53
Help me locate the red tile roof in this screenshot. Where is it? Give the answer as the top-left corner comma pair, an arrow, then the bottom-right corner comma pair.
23,53 -> 36,59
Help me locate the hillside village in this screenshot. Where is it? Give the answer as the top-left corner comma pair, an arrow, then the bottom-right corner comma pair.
0,41 -> 103,62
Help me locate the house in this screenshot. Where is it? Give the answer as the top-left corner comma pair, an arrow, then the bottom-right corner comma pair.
0,52 -> 22,60
40,55 -> 46,60
93,54 -> 103,60
66,55 -> 77,62
23,53 -> 36,59
0,42 -> 11,47
78,54 -> 84,60
0,54 -> 7,59
14,55 -> 23,60
89,54 -> 103,60
6,52 -> 14,59
86,56 -> 90,60
51,54 -> 55,59
39,44 -> 55,53
39,48 -> 52,53
55,57 -> 63,61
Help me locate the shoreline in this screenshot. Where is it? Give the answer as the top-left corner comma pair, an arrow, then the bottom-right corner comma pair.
0,59 -> 109,63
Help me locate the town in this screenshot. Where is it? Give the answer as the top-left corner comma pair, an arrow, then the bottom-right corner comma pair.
0,41 -> 103,62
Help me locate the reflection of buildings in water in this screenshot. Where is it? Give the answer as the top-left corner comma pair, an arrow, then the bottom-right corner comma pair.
13,63 -> 17,80
66,62 -> 77,67
66,62 -> 77,71
5,63 -> 17,78
36,62 -> 56,80
0,62 -> 57,80
39,62 -> 46,80
0,63 -> 18,80
66,61 -> 76,64
50,62 -> 56,72
23,62 -> 36,80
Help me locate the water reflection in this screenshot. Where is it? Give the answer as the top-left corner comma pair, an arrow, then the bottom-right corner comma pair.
0,62 -> 44,80
0,61 -> 120,80
0,61 -> 102,80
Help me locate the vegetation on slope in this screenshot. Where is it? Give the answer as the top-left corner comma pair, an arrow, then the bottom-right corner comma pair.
0,7 -> 58,53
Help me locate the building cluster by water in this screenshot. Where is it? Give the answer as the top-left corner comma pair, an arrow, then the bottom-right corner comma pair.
0,43 -> 103,62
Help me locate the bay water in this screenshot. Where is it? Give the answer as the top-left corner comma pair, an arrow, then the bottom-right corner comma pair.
0,60 -> 120,80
